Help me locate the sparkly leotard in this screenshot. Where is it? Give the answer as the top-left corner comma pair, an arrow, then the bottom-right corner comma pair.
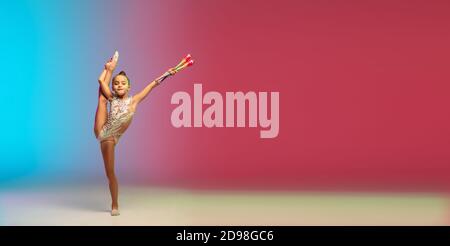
98,95 -> 134,144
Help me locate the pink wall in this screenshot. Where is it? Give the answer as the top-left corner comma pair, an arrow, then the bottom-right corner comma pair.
105,0 -> 450,191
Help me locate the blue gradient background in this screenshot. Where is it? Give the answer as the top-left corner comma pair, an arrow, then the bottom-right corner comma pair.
1,0 -> 125,184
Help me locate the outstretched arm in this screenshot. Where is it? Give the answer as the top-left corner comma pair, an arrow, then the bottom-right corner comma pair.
98,59 -> 117,100
132,78 -> 160,105
133,69 -> 175,105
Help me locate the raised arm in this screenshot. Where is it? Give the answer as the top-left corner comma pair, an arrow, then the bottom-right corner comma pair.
133,69 -> 175,105
98,59 -> 117,100
132,79 -> 160,105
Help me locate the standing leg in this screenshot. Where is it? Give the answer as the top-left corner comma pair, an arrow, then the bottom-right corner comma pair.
100,139 -> 119,215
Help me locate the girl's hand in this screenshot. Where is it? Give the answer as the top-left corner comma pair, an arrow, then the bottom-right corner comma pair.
168,68 -> 177,75
105,58 -> 117,71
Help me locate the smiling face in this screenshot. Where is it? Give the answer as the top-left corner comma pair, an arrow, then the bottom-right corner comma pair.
112,74 -> 130,97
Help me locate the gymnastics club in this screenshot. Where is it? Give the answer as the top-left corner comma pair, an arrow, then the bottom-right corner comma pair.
157,55 -> 194,84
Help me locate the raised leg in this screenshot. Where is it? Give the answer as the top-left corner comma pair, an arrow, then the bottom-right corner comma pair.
94,87 -> 108,138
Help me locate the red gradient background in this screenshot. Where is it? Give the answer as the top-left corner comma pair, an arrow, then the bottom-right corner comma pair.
109,0 -> 450,191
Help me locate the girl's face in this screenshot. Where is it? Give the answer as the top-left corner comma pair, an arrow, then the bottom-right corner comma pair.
112,75 -> 130,96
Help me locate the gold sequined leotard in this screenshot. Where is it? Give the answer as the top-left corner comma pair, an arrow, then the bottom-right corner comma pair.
98,95 -> 134,144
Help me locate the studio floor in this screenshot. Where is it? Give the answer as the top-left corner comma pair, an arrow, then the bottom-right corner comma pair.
1,185 -> 448,226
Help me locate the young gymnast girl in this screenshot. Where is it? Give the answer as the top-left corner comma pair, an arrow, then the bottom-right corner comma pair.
93,51 -> 193,216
